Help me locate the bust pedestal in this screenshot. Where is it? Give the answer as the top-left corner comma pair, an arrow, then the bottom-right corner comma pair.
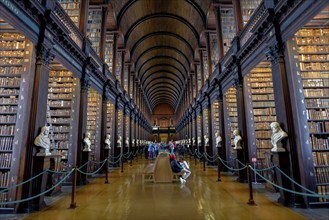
81,151 -> 90,185
272,151 -> 294,206
236,148 -> 247,183
31,155 -> 53,210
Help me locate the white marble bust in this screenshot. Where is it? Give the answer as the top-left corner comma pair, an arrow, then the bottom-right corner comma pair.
83,132 -> 92,152
34,126 -> 51,156
104,134 -> 111,150
204,135 -> 209,146
270,122 -> 288,152
117,135 -> 122,148
215,131 -> 222,148
197,136 -> 201,146
233,129 -> 242,150
132,139 -> 135,147
192,137 -> 195,146
125,137 -> 129,147
187,138 -> 191,148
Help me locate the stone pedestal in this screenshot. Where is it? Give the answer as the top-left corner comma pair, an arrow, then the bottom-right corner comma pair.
236,148 -> 247,183
31,155 -> 52,210
272,151 -> 294,206
81,151 -> 90,185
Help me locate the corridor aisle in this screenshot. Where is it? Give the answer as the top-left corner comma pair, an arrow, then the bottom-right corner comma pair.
24,158 -> 306,220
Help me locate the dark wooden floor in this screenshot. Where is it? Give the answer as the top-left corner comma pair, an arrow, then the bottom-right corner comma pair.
23,157 -> 308,220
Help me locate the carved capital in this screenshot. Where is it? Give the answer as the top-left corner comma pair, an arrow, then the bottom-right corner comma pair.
37,45 -> 54,66
266,44 -> 284,65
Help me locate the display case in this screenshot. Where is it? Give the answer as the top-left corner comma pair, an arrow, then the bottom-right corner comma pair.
58,0 -> 81,27
0,21 -> 33,210
87,7 -> 102,56
291,27 -> 329,203
86,88 -> 102,172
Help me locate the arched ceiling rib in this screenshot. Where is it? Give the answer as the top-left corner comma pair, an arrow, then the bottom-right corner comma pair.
107,0 -> 212,112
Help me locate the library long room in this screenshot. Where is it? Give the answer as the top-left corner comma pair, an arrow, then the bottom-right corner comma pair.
0,1 -> 328,220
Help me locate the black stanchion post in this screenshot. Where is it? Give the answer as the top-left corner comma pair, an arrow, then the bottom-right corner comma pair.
70,167 -> 77,209
203,153 -> 206,171
194,150 -> 197,166
247,164 -> 256,205
217,157 -> 221,182
130,153 -> 133,166
105,159 -> 109,184
121,155 -> 124,173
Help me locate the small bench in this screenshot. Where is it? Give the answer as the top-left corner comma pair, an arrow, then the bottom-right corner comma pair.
172,171 -> 185,182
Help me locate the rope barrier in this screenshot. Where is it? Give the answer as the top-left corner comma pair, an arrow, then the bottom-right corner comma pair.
218,157 -> 247,171
109,154 -> 122,159
79,160 -> 91,169
203,152 -> 218,159
46,169 -> 73,174
0,169 -> 74,205
0,169 -> 49,193
275,166 -> 317,195
88,159 -> 107,164
122,152 -> 133,159
77,159 -> 107,175
108,156 -> 122,164
250,166 -> 329,199
203,153 -> 219,163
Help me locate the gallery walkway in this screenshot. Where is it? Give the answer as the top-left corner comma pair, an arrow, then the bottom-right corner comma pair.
16,158 -> 322,220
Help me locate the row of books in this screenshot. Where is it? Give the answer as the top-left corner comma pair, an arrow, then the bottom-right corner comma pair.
0,171 -> 10,187
313,152 -> 329,166
0,153 -> 11,168
317,186 -> 329,202
0,137 -> 13,151
0,125 -> 14,135
310,135 -> 328,150
308,121 -> 329,133
307,109 -> 329,120
314,167 -> 329,184
305,99 -> 329,108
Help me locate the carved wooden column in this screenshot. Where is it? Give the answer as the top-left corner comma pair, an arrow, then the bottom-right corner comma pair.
112,97 -> 119,165
122,104 -> 127,158
213,5 -> 224,60
205,97 -> 214,164
218,82 -> 227,170
232,0 -> 243,34
99,6 -> 108,61
266,45 -> 297,207
234,66 -> 248,182
206,32 -> 213,76
79,0 -> 89,34
100,87 -> 110,171
111,33 -> 118,76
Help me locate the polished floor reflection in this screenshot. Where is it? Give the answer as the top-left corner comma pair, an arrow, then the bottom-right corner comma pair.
24,157 -> 307,220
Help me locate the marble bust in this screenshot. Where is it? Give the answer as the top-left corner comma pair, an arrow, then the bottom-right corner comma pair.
270,122 -> 288,152
83,132 -> 92,152
34,126 -> 51,156
233,129 -> 242,150
215,131 -> 222,148
104,134 -> 111,150
197,136 -> 201,146
187,138 -> 191,148
192,137 -> 195,146
132,139 -> 135,147
117,135 -> 122,148
204,135 -> 209,146
125,137 -> 129,147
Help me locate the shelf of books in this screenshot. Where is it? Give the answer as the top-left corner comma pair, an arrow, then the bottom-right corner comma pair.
241,0 -> 262,26
47,68 -> 79,178
117,110 -> 123,148
223,87 -> 238,161
125,114 -> 130,149
220,7 -> 236,54
203,108 -> 209,147
58,0 -> 81,28
202,50 -> 209,81
106,102 -> 114,149
104,34 -> 113,71
116,51 -> 122,82
0,20 -> 33,211
86,88 -> 102,172
294,27 -> 329,203
246,62 -> 277,179
87,7 -> 102,56
197,114 -> 202,150
212,100 -> 220,135
209,33 -> 219,73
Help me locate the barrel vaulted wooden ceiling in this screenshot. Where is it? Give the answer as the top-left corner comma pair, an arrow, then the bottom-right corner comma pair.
91,0 -> 222,112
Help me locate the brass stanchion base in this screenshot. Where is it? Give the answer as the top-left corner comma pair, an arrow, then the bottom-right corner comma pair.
247,200 -> 257,206
70,203 -> 77,209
